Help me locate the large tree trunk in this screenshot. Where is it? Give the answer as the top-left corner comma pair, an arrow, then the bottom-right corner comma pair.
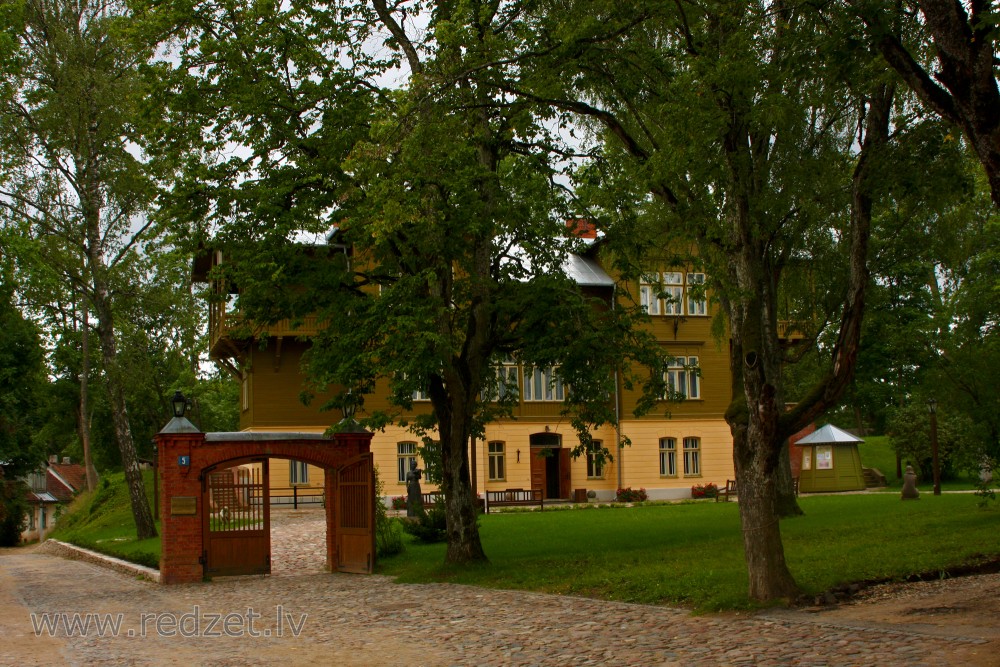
435,387 -> 487,564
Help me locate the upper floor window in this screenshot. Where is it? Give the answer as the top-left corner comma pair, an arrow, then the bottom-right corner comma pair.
523,366 -> 564,401
664,356 -> 701,400
640,271 -> 708,316
484,356 -> 519,402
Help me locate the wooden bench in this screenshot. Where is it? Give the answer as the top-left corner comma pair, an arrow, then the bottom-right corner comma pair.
484,488 -> 543,513
715,477 -> 800,502
716,479 -> 737,502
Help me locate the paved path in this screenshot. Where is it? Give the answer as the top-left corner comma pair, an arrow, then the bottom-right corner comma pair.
0,510 -> 992,666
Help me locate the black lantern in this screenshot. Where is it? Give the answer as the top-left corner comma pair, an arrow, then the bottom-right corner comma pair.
926,397 -> 937,414
341,390 -> 356,421
926,397 -> 941,495
171,391 -> 188,418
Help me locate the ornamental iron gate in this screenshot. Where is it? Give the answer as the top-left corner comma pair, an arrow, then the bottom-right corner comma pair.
203,460 -> 270,576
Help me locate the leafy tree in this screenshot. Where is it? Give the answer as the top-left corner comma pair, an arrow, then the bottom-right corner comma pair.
850,0 -> 1000,207
152,0 -> 665,564
502,1 -> 937,601
0,0 -> 162,538
887,401 -> 980,482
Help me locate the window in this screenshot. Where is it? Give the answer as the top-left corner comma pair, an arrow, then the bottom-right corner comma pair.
523,366 -> 564,401
662,272 -> 684,315
664,356 -> 700,399
683,437 -> 701,475
687,273 -> 707,316
41,507 -> 47,529
397,442 -> 418,483
815,445 -> 833,470
659,437 -> 677,476
485,357 -> 519,401
639,274 -> 661,315
28,508 -> 35,531
488,441 -> 506,481
412,387 -> 430,401
640,271 -> 707,316
586,441 -> 604,479
289,461 -> 309,485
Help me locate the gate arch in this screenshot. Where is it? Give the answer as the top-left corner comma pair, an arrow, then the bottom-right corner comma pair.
156,420 -> 374,585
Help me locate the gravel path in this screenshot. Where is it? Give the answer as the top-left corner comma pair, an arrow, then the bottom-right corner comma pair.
0,510 -> 993,666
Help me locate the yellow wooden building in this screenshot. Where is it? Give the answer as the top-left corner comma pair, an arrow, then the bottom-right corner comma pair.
194,234 -> 737,503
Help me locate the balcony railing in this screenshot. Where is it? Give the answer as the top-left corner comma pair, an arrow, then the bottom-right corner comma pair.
208,301 -> 322,359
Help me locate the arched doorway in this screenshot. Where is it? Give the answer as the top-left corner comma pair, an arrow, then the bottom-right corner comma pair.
529,433 -> 571,499
156,421 -> 375,584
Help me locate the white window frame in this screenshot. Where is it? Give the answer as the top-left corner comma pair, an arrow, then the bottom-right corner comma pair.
397,442 -> 418,483
683,437 -> 701,476
586,440 -> 604,479
639,274 -> 662,315
485,357 -> 519,401
289,461 -> 309,485
488,441 -> 506,481
659,437 -> 677,477
523,366 -> 564,402
664,356 -> 701,399
687,272 -> 707,316
662,272 -> 684,315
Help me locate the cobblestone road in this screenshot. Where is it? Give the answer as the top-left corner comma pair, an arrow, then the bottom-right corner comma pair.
0,509 -> 992,666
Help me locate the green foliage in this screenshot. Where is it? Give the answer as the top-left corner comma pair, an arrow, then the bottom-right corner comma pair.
0,285 -> 45,478
374,467 -> 403,558
887,403 -> 982,481
614,487 -> 647,502
0,478 -> 28,546
402,499 -> 448,544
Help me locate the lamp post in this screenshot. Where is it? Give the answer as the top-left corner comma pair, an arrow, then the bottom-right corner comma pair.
927,398 -> 941,496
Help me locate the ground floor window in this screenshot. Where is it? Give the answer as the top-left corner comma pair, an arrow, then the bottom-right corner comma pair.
289,460 -> 309,485
488,441 -> 506,481
397,442 -> 418,483
659,437 -> 677,476
586,440 -> 604,479
683,437 -> 701,476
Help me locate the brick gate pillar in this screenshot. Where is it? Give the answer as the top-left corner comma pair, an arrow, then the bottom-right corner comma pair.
156,416 -> 206,584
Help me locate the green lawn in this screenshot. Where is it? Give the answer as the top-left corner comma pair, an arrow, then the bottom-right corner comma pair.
46,469 -> 161,569
42,466 -> 999,612
379,494 -> 1000,611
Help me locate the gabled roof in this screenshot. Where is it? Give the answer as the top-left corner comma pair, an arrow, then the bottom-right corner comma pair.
795,424 -> 864,445
45,463 -> 87,502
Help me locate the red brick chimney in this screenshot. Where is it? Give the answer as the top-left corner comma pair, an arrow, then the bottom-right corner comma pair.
566,218 -> 597,239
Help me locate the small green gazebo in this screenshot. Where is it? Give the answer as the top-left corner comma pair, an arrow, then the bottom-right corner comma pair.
795,424 -> 865,493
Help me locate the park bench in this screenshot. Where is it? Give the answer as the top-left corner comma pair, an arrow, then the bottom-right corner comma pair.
715,477 -> 800,503
484,488 -> 543,513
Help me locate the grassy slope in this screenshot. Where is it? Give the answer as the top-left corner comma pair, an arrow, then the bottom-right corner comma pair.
47,469 -> 161,568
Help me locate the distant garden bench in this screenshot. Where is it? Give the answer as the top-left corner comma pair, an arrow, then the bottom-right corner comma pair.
484,488 -> 543,513
715,477 -> 799,503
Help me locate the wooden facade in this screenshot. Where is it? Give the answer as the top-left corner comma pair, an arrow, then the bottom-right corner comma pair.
195,242 -> 741,502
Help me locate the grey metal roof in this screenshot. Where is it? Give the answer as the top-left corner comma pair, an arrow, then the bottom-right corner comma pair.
563,253 -> 614,287
795,424 -> 864,445
205,432 -> 332,442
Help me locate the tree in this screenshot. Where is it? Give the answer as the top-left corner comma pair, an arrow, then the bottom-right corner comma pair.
852,0 -> 1000,207
0,0 -> 160,538
152,0 -> 665,564
501,1 -> 918,600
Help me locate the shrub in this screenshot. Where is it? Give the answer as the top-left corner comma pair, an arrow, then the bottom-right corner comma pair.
402,498 -> 448,543
374,468 -> 404,557
390,496 -> 407,510
691,483 -> 718,499
615,487 -> 648,502
0,480 -> 28,546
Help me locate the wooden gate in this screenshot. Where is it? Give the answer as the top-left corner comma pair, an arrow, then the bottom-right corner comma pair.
203,460 -> 270,576
336,453 -> 374,574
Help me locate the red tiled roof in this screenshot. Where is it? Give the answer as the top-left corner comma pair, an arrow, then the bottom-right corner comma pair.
47,463 -> 87,500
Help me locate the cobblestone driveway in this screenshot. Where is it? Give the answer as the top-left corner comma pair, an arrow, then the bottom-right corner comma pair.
0,509 -> 992,666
